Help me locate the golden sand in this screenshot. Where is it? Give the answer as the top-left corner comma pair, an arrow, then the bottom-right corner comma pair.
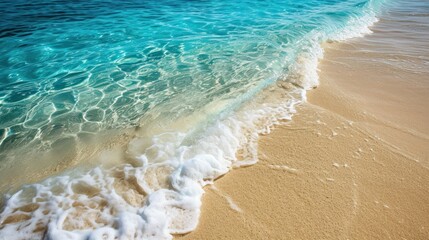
178,25 -> 429,240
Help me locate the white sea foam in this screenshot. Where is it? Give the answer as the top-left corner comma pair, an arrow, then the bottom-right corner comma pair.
0,2 -> 383,239
0,83 -> 302,239
282,1 -> 380,92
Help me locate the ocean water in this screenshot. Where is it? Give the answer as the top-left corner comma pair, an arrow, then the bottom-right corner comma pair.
0,0 -> 385,239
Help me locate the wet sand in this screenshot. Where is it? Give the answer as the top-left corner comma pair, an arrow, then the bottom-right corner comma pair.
0,127 -> 135,197
179,3 -> 429,239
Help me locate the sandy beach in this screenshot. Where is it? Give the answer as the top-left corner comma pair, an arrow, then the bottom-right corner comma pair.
2,1 -> 429,239
179,4 -> 429,240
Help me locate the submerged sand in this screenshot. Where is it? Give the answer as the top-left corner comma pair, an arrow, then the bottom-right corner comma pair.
179,9 -> 429,240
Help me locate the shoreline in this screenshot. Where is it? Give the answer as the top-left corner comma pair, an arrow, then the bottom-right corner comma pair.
178,4 -> 429,239
2,1 -> 428,238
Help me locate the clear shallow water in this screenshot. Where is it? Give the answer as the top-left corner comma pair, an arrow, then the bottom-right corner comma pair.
0,0 -> 380,158
0,0 -> 385,239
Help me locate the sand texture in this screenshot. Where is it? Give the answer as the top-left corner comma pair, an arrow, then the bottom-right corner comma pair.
178,14 -> 429,240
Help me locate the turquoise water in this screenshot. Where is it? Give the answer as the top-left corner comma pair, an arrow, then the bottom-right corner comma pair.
0,0 -> 386,239
1,0 -> 380,156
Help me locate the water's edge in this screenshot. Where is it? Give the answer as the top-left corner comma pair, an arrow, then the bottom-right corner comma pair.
0,1 -> 388,239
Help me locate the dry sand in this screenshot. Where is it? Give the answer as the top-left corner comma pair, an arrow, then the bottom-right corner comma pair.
178,14 -> 429,240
